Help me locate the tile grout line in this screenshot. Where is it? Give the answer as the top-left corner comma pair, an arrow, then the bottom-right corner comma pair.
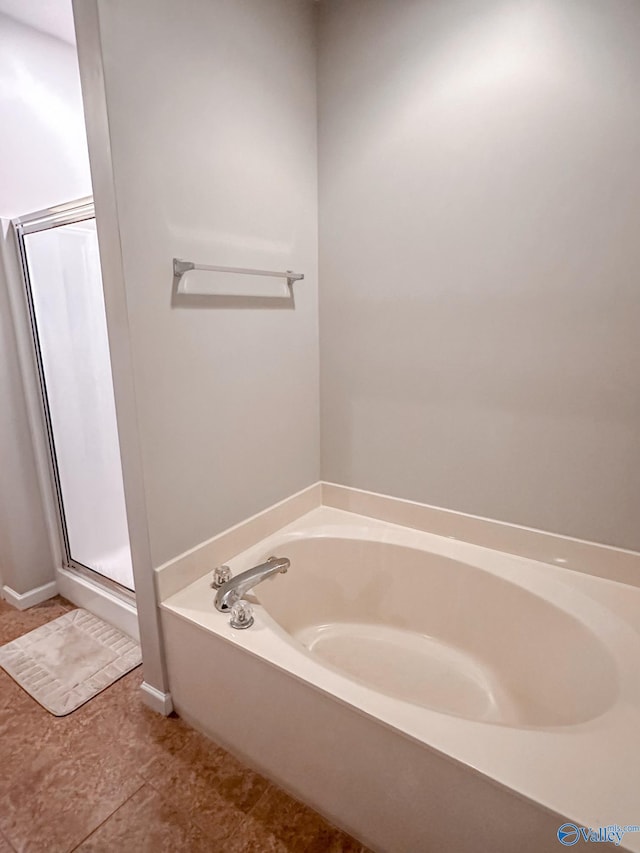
68,776 -> 147,852
242,781 -> 365,850
223,780 -> 272,844
239,781 -> 273,826
229,781 -> 302,842
144,762 -> 268,846
142,772 -> 242,844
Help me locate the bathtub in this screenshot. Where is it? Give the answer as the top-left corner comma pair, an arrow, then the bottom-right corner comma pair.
160,505 -> 640,853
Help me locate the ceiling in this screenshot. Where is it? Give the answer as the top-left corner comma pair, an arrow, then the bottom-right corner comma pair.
0,0 -> 76,45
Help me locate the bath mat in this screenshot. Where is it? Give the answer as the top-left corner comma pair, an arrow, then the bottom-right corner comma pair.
0,608 -> 141,716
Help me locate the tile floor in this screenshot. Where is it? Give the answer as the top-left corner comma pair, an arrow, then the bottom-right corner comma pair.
0,597 -> 370,853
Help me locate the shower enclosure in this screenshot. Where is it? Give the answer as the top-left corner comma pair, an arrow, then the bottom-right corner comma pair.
13,199 -> 134,592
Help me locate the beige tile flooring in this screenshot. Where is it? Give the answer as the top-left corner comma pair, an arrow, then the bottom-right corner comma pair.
0,597 -> 370,853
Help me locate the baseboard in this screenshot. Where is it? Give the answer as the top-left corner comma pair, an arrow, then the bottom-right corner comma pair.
56,567 -> 140,641
2,580 -> 58,611
140,680 -> 174,716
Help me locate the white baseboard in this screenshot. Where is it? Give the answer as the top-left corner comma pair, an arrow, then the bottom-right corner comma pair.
2,580 -> 58,611
140,680 -> 173,716
56,567 -> 139,641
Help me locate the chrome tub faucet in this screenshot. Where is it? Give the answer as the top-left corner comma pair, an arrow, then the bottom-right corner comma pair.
214,556 -> 289,612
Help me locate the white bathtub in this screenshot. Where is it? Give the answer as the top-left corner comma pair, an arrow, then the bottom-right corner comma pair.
160,505 -> 640,853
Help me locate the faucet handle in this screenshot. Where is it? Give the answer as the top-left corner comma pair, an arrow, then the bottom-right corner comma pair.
211,565 -> 232,589
230,600 -> 254,630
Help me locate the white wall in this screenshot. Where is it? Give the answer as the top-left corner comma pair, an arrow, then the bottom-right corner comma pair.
0,13 -> 92,594
82,0 -> 320,568
318,0 -> 640,550
0,225 -> 53,595
0,13 -> 91,218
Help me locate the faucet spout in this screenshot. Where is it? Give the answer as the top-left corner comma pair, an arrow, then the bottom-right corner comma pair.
214,556 -> 289,612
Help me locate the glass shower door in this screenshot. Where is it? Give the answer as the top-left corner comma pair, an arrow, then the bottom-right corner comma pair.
16,204 -> 134,591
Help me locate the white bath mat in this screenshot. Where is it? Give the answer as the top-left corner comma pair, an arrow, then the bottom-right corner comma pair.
0,608 -> 141,716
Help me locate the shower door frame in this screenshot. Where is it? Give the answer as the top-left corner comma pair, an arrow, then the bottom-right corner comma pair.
12,198 -> 135,602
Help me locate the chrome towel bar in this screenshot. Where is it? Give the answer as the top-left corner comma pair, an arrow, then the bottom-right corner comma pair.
173,258 -> 304,287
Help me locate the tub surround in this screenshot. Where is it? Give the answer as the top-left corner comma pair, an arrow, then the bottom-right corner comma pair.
322,483 -> 640,589
156,482 -> 640,601
155,483 -> 322,602
158,487 -> 640,853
